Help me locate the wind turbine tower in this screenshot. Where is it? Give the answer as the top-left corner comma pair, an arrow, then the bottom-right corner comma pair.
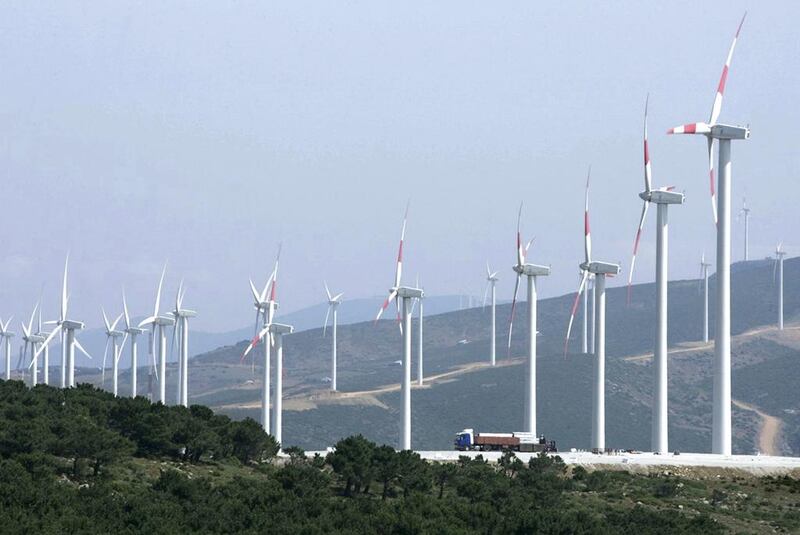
38,256 -> 91,387
323,282 -> 343,391
483,265 -> 499,366
508,204 -> 550,435
668,14 -> 749,455
375,204 -> 422,451
172,282 -> 196,407
101,309 -> 125,396
269,322 -> 293,448
628,97 -> 685,454
21,304 -> 44,386
699,253 -> 712,343
0,319 -> 14,380
122,290 -> 145,397
775,243 -> 787,330
138,265 -> 174,404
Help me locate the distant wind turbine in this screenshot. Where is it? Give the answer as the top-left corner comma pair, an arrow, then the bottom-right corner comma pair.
171,281 -> 196,407
774,243 -> 787,331
739,198 -> 751,261
101,308 -> 125,396
483,263 -> 499,366
36,255 -> 92,387
700,253 -> 712,343
21,302 -> 44,386
138,264 -> 174,403
375,203 -> 422,451
243,245 -> 281,434
627,96 -> 685,454
508,203 -> 550,435
323,282 -> 343,391
565,168 -> 620,452
122,290 -> 146,398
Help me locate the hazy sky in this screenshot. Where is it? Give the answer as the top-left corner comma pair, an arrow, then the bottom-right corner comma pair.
1,1 -> 796,331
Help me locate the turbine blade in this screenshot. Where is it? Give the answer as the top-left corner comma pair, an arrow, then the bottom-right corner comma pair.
323,304 -> 331,337
643,94 -> 652,193
75,338 -> 92,360
516,203 -> 524,266
394,205 -> 408,289
324,281 -> 332,302
666,123 -> 711,135
627,201 -> 650,304
482,280 -> 490,309
102,307 -> 111,332
708,137 -> 718,225
507,273 -> 522,352
122,288 -> 131,330
154,263 -> 167,317
138,316 -> 157,328
709,12 -> 747,126
584,166 -> 592,264
102,338 -> 110,384
61,254 -> 69,321
564,271 -> 589,357
28,301 -> 39,334
241,326 -> 269,360
375,289 -> 398,322
34,325 -> 62,360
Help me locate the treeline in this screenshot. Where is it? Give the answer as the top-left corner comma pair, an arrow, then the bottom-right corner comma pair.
0,380 -> 724,533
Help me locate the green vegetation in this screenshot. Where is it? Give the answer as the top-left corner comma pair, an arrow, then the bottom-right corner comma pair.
1,380 -> 798,533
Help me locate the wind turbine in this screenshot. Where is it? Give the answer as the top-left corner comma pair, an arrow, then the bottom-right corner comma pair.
171,281 -> 196,407
483,264 -> 499,366
138,264 -> 174,404
122,290 -> 145,398
774,243 -> 787,331
101,309 -> 125,396
21,303 -> 44,386
739,198 -> 751,261
627,96 -> 685,454
565,168 -> 620,452
269,322 -> 293,448
323,282 -> 343,392
0,317 -> 14,380
507,204 -> 550,435
668,13 -> 749,455
700,253 -> 712,343
375,204 -> 422,451
36,255 -> 91,387
243,245 -> 281,434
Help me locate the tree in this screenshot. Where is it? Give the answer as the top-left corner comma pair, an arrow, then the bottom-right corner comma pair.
225,418 -> 278,464
327,435 -> 376,496
372,445 -> 399,500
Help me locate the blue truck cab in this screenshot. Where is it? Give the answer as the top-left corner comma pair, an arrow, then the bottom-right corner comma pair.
454,428 -> 474,451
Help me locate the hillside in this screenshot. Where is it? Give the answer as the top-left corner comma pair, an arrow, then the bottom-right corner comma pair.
75,257 -> 800,454
1,381 -> 799,534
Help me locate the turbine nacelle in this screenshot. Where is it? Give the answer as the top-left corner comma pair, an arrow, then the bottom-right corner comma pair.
512,263 -> 551,277
639,189 -> 685,205
580,261 -> 620,276
710,123 -> 750,140
153,316 -> 176,327
268,322 -> 294,336
125,327 -> 145,335
396,286 -> 423,299
61,320 -> 85,330
105,330 -> 125,338
173,309 -> 197,319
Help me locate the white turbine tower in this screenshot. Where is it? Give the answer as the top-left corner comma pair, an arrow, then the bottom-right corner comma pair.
739,198 -> 751,261
627,97 -> 685,454
269,322 -> 293,448
171,281 -> 196,407
565,168 -> 621,452
482,264 -> 499,366
507,204 -> 550,435
21,303 -> 44,386
138,264 -> 174,404
668,13 -> 749,455
33,308 -> 53,385
243,246 -> 281,434
774,243 -> 787,331
37,256 -> 92,387
323,282 -> 343,391
700,253 -> 712,343
100,309 -> 125,396
0,318 -> 14,380
410,275 -> 424,386
375,204 -> 422,451
122,290 -> 145,397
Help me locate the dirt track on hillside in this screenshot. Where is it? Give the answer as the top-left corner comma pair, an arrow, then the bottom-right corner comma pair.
732,399 -> 783,456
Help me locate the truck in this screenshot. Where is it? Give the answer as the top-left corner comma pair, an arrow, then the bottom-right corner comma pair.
454,428 -> 557,453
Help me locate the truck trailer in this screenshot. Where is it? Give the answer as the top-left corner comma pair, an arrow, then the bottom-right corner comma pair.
454,428 -> 557,453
